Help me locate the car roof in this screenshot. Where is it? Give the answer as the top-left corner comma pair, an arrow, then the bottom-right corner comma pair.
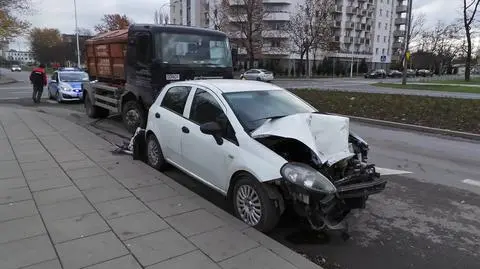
170,79 -> 284,94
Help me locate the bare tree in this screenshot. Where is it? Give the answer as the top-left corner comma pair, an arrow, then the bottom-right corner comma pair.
204,0 -> 230,31
462,0 -> 480,81
222,0 -> 269,67
154,9 -> 169,24
409,12 -> 426,50
77,28 -> 93,36
286,0 -> 335,77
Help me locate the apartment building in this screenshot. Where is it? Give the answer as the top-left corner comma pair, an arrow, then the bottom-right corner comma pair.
169,0 -> 410,71
5,50 -> 35,64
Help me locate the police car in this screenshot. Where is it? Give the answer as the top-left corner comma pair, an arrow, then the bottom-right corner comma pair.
47,67 -> 89,102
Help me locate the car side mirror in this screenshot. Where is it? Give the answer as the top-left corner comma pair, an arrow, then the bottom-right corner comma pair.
50,79 -> 57,83
200,121 -> 223,145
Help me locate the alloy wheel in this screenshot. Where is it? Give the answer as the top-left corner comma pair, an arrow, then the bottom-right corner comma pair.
235,185 -> 262,226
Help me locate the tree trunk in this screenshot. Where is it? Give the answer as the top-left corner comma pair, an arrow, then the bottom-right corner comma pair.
306,48 -> 310,78
465,31 -> 472,81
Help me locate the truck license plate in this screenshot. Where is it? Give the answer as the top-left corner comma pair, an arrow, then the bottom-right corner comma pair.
165,74 -> 180,80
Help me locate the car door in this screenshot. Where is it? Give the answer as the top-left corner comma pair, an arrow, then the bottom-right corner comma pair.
151,85 -> 193,165
49,72 -> 59,96
180,86 -> 239,193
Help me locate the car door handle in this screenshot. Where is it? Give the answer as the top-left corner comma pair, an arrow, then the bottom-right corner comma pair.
182,126 -> 189,133
155,112 -> 160,118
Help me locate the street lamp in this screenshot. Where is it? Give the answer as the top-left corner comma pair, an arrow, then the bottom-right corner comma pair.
73,0 -> 81,68
401,0 -> 413,85
350,22 -> 355,78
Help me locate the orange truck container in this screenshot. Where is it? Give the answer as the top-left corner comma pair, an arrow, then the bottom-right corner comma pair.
85,29 -> 128,83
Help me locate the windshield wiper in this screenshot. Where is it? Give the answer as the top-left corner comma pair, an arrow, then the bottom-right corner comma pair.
250,115 -> 287,123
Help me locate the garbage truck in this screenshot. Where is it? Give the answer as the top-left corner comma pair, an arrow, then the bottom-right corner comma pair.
82,24 -> 234,133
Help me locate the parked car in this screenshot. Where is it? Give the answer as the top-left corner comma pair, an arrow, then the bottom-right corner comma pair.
11,65 -> 21,72
406,69 -> 416,77
47,69 -> 89,102
416,69 -> 434,77
144,79 -> 386,233
387,70 -> 403,78
239,69 -> 274,82
364,69 -> 387,78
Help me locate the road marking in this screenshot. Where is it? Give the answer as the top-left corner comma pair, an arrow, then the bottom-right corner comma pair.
376,167 -> 412,176
0,97 -> 21,100
462,179 -> 480,187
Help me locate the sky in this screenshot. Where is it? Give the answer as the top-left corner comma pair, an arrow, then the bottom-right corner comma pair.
10,0 -> 464,50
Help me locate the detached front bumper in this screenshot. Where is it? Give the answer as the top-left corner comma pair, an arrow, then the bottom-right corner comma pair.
281,169 -> 387,231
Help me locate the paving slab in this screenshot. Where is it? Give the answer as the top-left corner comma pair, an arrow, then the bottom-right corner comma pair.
116,175 -> 164,190
20,159 -> 60,172
83,185 -> 133,204
189,226 -> 259,262
131,183 -> 179,203
28,176 -> 73,192
23,168 -> 68,182
147,250 -> 222,269
95,197 -> 150,220
56,231 -> 129,269
38,197 -> 95,221
165,209 -> 226,237
33,185 -> 83,206
148,195 -> 202,218
44,212 -> 110,244
83,255 -> 142,269
107,211 -> 170,240
73,175 -> 123,191
0,214 -> 45,244
124,228 -> 197,266
59,159 -> 97,171
0,186 -> 32,204
219,246 -> 298,269
66,166 -> 108,180
21,259 -> 62,269
0,235 -> 57,269
0,160 -> 23,179
0,199 -> 37,222
0,177 -> 28,190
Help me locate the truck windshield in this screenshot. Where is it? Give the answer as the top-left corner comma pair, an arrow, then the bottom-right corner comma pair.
156,33 -> 232,67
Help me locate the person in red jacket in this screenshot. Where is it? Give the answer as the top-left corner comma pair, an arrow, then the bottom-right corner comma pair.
29,63 -> 47,103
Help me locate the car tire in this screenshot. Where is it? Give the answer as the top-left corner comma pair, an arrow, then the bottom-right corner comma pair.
256,77 -> 261,81
232,175 -> 281,233
85,94 -> 109,118
146,134 -> 168,171
122,100 -> 147,134
56,91 -> 62,103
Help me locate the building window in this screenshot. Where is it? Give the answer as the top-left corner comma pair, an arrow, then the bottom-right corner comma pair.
385,23 -> 388,30
382,48 -> 385,54
376,48 -> 379,54
380,9 -> 382,16
378,22 -> 381,28
386,10 -> 389,17
384,36 -> 387,42
377,35 -> 380,42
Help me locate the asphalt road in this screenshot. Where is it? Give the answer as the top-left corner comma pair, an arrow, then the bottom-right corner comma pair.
2,68 -> 480,100
1,71 -> 480,269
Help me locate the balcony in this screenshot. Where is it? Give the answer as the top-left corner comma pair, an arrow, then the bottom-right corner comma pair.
345,22 -> 354,29
262,46 -> 290,55
393,30 -> 406,37
355,24 -> 363,31
262,30 -> 289,38
344,37 -> 354,43
395,18 -> 407,25
392,42 -> 404,49
346,6 -> 354,14
334,21 -> 342,28
335,5 -> 343,13
396,5 -> 407,13
264,12 -> 289,21
263,0 -> 291,4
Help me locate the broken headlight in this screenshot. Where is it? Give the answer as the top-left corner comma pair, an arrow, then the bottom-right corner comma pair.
280,162 -> 337,194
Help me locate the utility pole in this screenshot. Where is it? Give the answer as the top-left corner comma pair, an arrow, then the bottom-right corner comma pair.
74,0 -> 81,68
401,0 -> 413,85
350,22 -> 354,78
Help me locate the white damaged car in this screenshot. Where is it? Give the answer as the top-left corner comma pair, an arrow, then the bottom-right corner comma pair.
145,80 -> 387,233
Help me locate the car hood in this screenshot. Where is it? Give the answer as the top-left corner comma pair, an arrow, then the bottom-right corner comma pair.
60,82 -> 82,89
251,113 -> 354,166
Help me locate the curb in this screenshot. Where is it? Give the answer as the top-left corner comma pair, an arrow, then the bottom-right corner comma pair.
0,78 -> 17,85
332,113 -> 480,141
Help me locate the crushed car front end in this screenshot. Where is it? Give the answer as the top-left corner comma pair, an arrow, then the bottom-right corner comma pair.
253,113 -> 387,232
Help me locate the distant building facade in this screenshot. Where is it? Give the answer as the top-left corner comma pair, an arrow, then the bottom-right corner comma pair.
5,49 -> 35,64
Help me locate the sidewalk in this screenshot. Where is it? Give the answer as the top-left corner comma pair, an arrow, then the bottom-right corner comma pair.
0,106 -> 321,269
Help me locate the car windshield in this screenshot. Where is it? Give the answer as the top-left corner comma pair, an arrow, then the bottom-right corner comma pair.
155,33 -> 232,67
223,90 -> 315,132
59,72 -> 89,82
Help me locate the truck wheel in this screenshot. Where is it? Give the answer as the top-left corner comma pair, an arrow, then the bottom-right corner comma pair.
122,100 -> 146,134
85,94 -> 109,118
232,175 -> 281,233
